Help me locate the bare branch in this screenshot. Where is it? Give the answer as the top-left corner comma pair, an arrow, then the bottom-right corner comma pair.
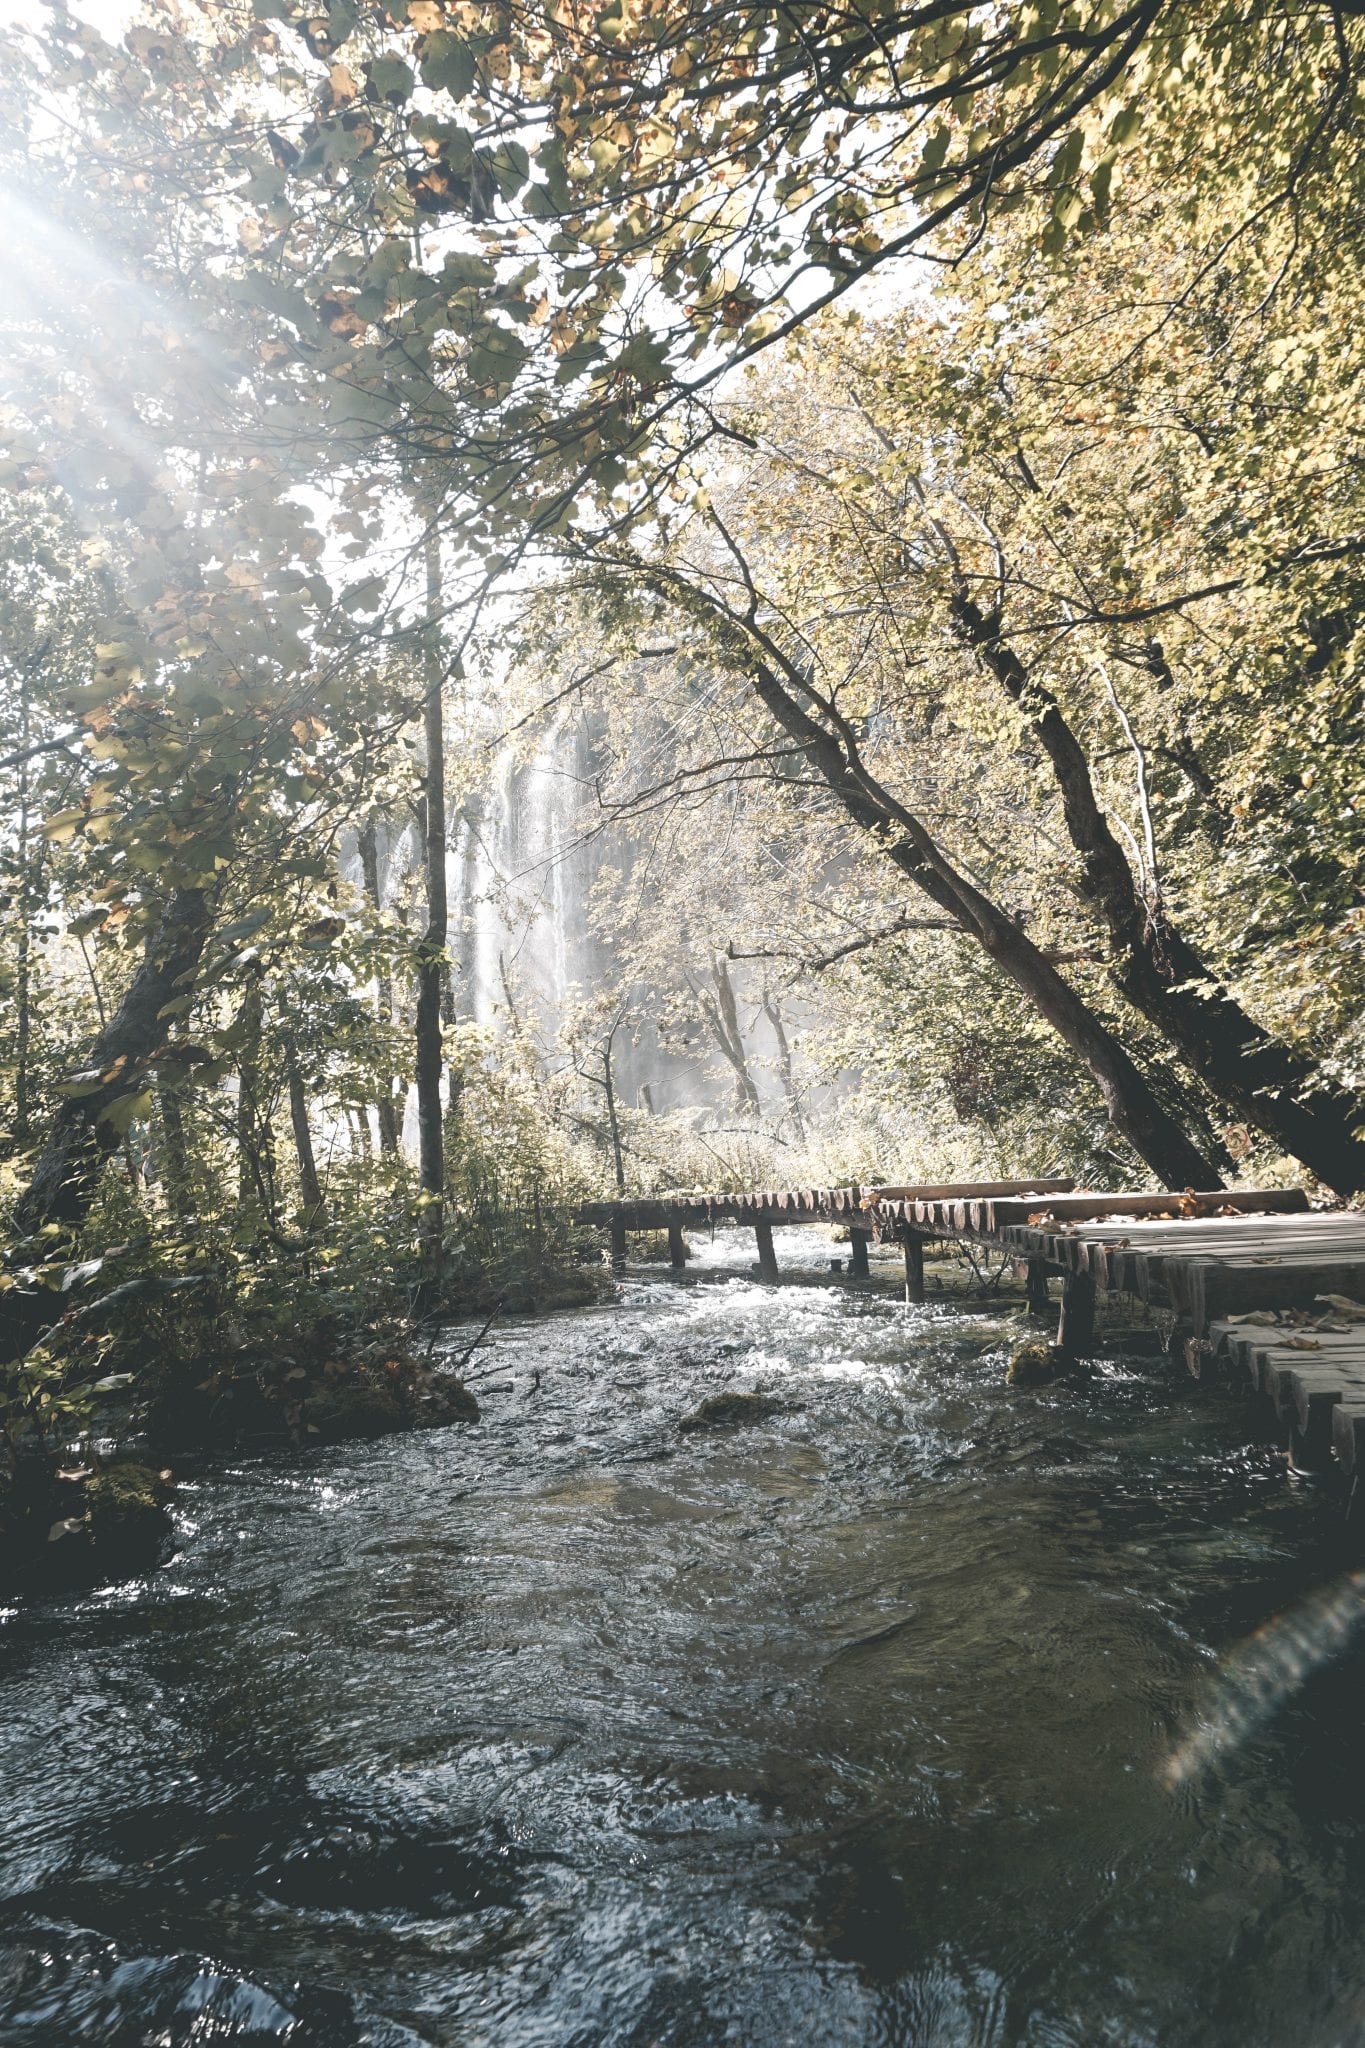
725,913 -> 963,970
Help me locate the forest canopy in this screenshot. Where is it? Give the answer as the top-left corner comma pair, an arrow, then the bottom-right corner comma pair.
1,0 -> 1363,1441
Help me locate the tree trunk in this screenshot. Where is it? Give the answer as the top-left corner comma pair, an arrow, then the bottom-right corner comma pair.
442,946 -> 463,1146
158,1075 -> 192,1221
12,666 -> 34,1151
954,595 -> 1365,1194
235,969 -> 276,1229
283,1030 -> 325,1222
13,888 -> 215,1237
746,655 -> 1221,1190
762,984 -> 805,1141
713,956 -> 761,1113
689,958 -> 761,1113
358,818 -> 401,1155
415,523 -> 447,1278
1,887 -> 215,1360
602,1026 -> 627,1197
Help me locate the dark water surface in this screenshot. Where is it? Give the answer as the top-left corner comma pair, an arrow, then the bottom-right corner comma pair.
3,1227 -> 1365,2047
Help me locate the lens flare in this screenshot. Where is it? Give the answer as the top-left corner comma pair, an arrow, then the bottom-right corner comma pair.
1162,1569 -> 1365,1791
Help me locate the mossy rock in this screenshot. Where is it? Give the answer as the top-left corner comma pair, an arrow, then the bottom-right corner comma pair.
418,1377 -> 480,1426
303,1377 -> 408,1443
679,1390 -> 793,1432
303,1370 -> 480,1442
1006,1342 -> 1063,1388
491,1267 -> 608,1315
530,1267 -> 609,1311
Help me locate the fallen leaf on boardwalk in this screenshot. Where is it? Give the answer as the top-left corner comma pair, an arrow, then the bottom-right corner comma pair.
1316,1294 -> 1365,1319
1282,1337 -> 1323,1351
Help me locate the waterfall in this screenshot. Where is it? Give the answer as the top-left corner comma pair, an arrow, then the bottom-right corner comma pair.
448,718 -> 604,1040
347,715 -> 836,1149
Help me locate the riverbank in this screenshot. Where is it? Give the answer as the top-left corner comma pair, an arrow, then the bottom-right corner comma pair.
0,1253 -> 611,1593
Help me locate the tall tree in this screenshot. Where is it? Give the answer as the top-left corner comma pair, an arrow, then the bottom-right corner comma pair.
358,818 -> 402,1155
415,526 -> 449,1276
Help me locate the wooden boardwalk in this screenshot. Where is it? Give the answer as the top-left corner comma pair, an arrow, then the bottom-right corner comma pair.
578,1178 -> 1076,1281
579,1178 -> 1365,1516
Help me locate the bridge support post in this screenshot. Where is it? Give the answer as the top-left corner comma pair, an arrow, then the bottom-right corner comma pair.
902,1230 -> 925,1304
849,1228 -> 871,1279
754,1218 -> 778,1280
610,1212 -> 627,1274
1026,1259 -> 1051,1319
1056,1269 -> 1095,1359
667,1212 -> 686,1269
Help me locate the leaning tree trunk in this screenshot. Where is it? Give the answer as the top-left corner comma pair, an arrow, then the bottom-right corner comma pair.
954,595 -> 1365,1194
1,887 -> 215,1361
746,655 -> 1221,1191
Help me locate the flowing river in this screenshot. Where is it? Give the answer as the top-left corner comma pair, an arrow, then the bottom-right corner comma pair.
3,1227 -> 1363,2048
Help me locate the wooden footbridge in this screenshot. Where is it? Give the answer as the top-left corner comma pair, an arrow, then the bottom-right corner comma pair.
579,1178 -> 1365,1510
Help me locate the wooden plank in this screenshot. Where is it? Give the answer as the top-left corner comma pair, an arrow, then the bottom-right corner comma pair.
870,1177 -> 1075,1203
996,1215 -> 1365,1271
1267,1357 -> 1365,1469
980,1188 -> 1310,1230
1182,1260 -> 1365,1334
1332,1401 -> 1365,1478
999,1215 -> 1360,1248
1127,1231 -> 1365,1301
1210,1325 -> 1365,1396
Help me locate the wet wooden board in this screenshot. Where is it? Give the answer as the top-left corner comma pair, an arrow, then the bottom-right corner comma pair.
995,1216 -> 1365,1305
1208,1315 -> 1365,1467
869,1178 -> 1075,1206
907,1187 -> 1306,1236
1333,1399 -> 1365,1482
1179,1257 -> 1365,1335
962,1213 -> 1365,1324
